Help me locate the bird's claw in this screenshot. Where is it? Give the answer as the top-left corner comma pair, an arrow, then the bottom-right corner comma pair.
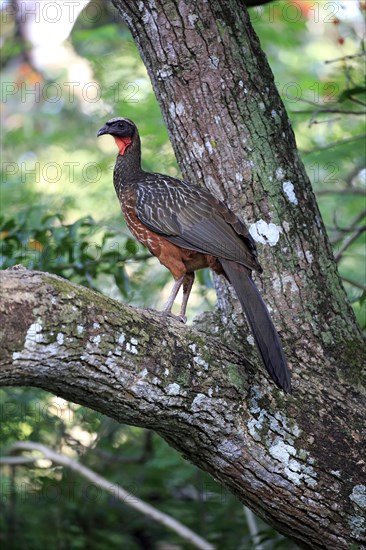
161,310 -> 187,324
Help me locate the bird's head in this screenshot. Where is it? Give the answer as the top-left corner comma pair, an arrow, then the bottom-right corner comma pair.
97,117 -> 137,155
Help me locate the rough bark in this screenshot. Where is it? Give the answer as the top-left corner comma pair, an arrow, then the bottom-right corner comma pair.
103,7 -> 365,544
1,0 -> 366,548
110,0 -> 363,397
1,267 -> 365,549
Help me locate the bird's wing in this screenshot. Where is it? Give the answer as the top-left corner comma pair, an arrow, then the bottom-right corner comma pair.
134,175 -> 261,272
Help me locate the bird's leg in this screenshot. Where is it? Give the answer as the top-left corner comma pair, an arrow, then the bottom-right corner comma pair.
179,273 -> 195,322
162,275 -> 185,320
161,273 -> 195,323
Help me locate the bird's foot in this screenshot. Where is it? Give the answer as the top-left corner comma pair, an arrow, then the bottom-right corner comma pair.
160,310 -> 187,324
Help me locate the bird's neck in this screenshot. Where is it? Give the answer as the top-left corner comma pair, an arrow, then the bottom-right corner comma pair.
113,134 -> 144,192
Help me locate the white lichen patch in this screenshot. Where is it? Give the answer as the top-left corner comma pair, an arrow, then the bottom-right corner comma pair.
204,139 -> 213,155
169,103 -> 176,119
92,335 -> 101,345
13,319 -> 43,360
248,388 -> 316,486
245,159 -> 256,169
269,440 -> 295,461
77,325 -> 84,335
247,410 -> 264,439
276,167 -> 285,180
57,333 -> 64,345
92,322 -> 100,329
235,172 -> 243,182
156,65 -> 173,80
305,250 -> 313,263
169,101 -> 185,119
126,337 -> 138,355
246,335 -> 255,346
269,440 -> 317,486
176,102 -> 184,116
297,249 -> 313,264
188,13 -> 198,25
348,515 -> 365,537
166,383 -> 181,396
191,393 -> 207,411
192,141 -> 205,159
25,321 -> 43,347
350,485 -> 366,508
110,332 -> 129,358
283,181 -> 298,205
249,219 -> 280,246
193,356 -> 209,369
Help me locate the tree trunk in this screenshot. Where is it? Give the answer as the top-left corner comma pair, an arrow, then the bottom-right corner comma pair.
1,264 -> 365,549
1,0 -> 365,547
111,0 -> 360,347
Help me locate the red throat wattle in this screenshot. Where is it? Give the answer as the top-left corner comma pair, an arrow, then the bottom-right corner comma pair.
114,136 -> 132,155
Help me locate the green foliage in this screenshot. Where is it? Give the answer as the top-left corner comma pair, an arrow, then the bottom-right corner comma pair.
0,207 -> 146,297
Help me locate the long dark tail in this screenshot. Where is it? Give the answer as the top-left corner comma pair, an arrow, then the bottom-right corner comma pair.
221,259 -> 291,393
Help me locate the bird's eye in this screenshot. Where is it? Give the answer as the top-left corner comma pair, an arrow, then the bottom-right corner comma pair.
119,122 -> 125,127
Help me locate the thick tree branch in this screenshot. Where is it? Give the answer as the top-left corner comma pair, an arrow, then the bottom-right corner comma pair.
1,267 -> 365,548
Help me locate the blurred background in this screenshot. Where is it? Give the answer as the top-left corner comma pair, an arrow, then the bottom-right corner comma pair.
1,1 -> 365,548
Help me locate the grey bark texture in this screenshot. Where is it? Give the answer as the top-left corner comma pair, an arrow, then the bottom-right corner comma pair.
1,0 -> 365,548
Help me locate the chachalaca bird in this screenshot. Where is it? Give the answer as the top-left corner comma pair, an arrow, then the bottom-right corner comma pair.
98,117 -> 291,392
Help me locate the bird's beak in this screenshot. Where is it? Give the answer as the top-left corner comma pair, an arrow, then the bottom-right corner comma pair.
97,125 -> 109,137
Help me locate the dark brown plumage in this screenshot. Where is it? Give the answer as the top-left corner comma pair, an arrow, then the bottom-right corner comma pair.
98,117 -> 291,392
